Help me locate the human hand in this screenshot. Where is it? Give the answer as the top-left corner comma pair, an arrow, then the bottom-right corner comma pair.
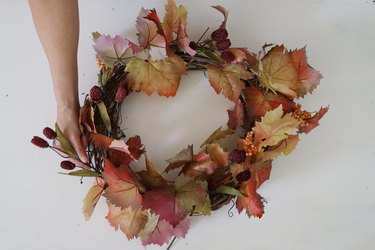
56,106 -> 89,164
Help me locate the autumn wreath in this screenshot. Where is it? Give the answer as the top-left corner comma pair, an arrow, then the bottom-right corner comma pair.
31,0 -> 328,248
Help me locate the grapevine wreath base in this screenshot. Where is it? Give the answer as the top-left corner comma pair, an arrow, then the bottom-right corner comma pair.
32,0 -> 328,248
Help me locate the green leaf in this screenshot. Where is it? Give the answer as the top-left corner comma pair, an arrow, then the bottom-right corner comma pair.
97,101 -> 112,132
60,169 -> 102,177
55,123 -> 77,158
215,185 -> 246,197
201,126 -> 235,148
92,31 -> 101,41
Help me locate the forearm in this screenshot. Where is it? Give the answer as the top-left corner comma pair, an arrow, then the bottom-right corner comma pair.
29,0 -> 80,113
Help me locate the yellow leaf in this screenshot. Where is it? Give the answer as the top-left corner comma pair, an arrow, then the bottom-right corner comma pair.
125,55 -> 186,97
252,45 -> 301,99
201,126 -> 235,148
82,179 -> 105,221
207,63 -> 252,102
253,105 -> 300,148
256,134 -> 299,162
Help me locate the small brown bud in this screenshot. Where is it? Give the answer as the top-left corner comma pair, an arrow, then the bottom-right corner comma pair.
31,136 -> 49,148
60,161 -> 76,170
220,51 -> 235,63
236,170 -> 251,183
115,82 -> 128,102
42,127 -> 57,140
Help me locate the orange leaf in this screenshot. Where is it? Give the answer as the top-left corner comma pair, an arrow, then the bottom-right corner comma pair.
298,106 -> 329,134
245,87 -> 295,120
253,45 -> 302,99
125,55 -> 187,97
236,161 -> 272,218
207,63 -> 252,102
137,155 -> 168,189
290,46 -> 323,97
206,143 -> 229,167
80,98 -> 96,133
102,158 -> 143,209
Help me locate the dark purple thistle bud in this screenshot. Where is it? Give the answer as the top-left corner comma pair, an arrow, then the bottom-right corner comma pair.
220,51 -> 235,64
43,127 -> 57,140
236,170 -> 251,183
229,150 -> 247,164
60,161 -> 76,170
189,41 -> 198,50
90,86 -> 104,102
115,82 -> 128,102
211,28 -> 228,42
31,136 -> 49,148
216,39 -> 231,51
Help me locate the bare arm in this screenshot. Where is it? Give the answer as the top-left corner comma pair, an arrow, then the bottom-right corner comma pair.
29,0 -> 88,163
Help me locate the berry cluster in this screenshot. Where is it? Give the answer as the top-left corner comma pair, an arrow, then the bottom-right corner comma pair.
292,103 -> 312,127
244,131 -> 259,157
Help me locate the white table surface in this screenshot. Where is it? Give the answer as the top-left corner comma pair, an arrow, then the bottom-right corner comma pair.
1,0 -> 374,249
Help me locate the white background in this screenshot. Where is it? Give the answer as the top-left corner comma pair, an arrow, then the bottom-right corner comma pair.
1,0 -> 374,249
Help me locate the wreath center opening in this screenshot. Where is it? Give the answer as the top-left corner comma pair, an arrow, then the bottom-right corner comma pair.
121,71 -> 234,172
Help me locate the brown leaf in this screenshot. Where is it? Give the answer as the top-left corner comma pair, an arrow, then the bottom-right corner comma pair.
164,145 -> 194,173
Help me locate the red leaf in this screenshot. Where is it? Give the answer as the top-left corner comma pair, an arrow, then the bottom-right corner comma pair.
126,136 -> 145,160
298,106 -> 329,134
227,100 -> 244,129
236,161 -> 272,218
102,158 -> 143,209
245,87 -> 295,120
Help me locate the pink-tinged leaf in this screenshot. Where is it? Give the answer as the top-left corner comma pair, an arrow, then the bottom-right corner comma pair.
136,8 -> 167,60
102,158 -> 143,209
176,20 -> 196,56
253,45 -> 302,99
236,161 -> 272,218
125,55 -> 187,97
82,178 -> 105,221
172,216 -> 190,238
212,5 -> 228,29
298,106 -> 329,134
206,143 -> 229,167
106,202 -> 149,240
137,155 -> 168,189
290,46 -> 323,97
164,145 -> 194,173
245,87 -> 295,120
207,63 -> 252,102
227,100 -> 244,129
108,140 -> 133,159
182,160 -> 218,178
227,48 -> 258,66
257,135 -> 299,162
140,218 -> 174,246
93,34 -> 140,67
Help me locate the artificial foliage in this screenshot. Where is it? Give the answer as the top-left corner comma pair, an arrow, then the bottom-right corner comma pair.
31,0 -> 328,247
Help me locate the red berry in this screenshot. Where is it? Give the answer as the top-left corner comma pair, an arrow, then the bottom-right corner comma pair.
236,170 -> 251,183
60,161 -> 76,170
211,28 -> 228,42
220,51 -> 235,63
229,150 -> 247,163
90,86 -> 104,102
216,39 -> 231,51
31,136 -> 49,148
43,127 -> 57,140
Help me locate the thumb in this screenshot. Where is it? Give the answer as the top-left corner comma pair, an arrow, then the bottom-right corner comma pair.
69,133 -> 89,163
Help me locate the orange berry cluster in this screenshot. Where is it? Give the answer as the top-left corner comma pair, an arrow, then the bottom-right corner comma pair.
244,131 -> 259,157
96,56 -> 106,69
292,103 -> 312,127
